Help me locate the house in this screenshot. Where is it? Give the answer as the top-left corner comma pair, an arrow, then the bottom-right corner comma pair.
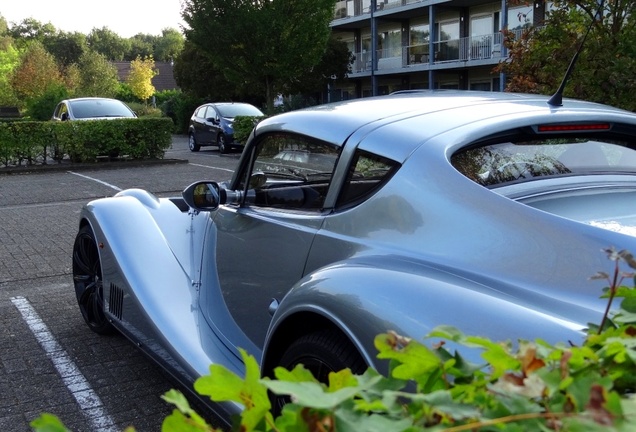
330,0 -> 545,99
112,61 -> 179,92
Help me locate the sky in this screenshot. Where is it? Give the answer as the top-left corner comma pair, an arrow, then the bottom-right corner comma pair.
1,0 -> 187,38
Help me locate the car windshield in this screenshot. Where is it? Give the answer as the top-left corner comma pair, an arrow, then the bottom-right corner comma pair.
217,104 -> 263,118
453,137 -> 636,186
69,99 -> 135,119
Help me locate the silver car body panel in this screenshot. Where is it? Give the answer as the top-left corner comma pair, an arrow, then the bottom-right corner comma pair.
76,91 -> 636,423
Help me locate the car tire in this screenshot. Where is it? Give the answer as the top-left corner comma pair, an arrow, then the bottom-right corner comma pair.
274,329 -> 366,412
189,133 -> 200,152
218,134 -> 228,154
72,225 -> 115,335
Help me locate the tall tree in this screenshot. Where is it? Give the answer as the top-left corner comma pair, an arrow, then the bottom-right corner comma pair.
285,35 -> 354,101
497,0 -> 636,111
127,56 -> 158,102
8,18 -> 56,48
9,41 -> 62,104
0,43 -> 20,105
128,33 -> 156,60
182,0 -> 335,111
154,28 -> 184,62
0,15 -> 12,50
87,27 -> 131,61
173,40 -> 237,100
75,51 -> 120,97
42,31 -> 88,67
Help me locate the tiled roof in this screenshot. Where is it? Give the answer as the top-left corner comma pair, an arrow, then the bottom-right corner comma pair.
112,61 -> 179,92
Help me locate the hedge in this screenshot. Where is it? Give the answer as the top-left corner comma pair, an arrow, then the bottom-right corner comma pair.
0,117 -> 174,167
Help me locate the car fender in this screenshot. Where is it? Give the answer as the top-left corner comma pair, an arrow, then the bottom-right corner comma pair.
78,190 -> 244,393
263,255 -> 589,376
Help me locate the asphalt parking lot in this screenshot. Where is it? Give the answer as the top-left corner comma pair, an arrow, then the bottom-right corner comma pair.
0,136 -> 240,431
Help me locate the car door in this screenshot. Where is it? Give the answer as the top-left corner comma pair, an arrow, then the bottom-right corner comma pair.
205,132 -> 341,349
207,105 -> 222,144
191,105 -> 210,144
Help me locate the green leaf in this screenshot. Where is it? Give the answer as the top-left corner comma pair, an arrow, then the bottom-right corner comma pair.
160,390 -> 214,430
335,406 -> 414,432
161,409 -> 215,432
29,413 -> 71,432
194,349 -> 271,431
263,380 -> 361,409
375,333 -> 443,383
274,363 -> 318,384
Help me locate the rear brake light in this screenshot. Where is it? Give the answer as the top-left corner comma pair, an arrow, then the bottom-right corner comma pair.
537,123 -> 611,132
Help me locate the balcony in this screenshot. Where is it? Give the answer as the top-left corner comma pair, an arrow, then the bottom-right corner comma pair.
334,0 -> 426,19
350,31 -> 511,74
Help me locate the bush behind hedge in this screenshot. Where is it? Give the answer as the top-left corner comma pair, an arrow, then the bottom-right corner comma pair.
0,117 -> 174,167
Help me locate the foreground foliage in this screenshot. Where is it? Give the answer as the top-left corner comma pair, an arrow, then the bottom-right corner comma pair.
32,247 -> 636,431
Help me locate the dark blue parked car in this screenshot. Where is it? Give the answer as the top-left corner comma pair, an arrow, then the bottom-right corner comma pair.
188,102 -> 264,153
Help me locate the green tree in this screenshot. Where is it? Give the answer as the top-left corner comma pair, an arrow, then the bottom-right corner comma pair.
87,27 -> 131,61
154,28 -> 184,62
75,51 -> 120,97
498,0 -> 636,111
8,18 -> 56,48
173,40 -> 237,100
42,31 -> 88,67
128,33 -> 156,60
9,41 -> 62,106
182,0 -> 335,111
0,43 -> 20,105
127,56 -> 158,102
0,14 -> 13,50
285,35 -> 354,102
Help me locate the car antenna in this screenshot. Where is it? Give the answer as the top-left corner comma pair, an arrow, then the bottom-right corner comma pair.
547,0 -> 605,107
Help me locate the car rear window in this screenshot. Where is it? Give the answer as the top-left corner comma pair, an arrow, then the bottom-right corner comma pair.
452,137 -> 636,186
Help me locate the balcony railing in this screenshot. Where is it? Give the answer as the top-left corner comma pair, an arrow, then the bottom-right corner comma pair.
351,31 -> 513,73
334,0 -> 427,19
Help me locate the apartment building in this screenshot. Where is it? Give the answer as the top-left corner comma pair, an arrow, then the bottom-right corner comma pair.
330,0 -> 547,99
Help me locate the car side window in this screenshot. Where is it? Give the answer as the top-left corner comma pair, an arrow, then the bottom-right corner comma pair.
336,150 -> 399,209
240,133 -> 340,211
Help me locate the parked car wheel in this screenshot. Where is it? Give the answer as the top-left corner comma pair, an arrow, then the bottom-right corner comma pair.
189,133 -> 200,152
218,134 -> 228,154
72,225 -> 115,335
273,329 -> 366,412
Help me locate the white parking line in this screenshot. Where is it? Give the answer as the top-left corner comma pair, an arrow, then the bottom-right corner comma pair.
10,296 -> 118,432
188,163 -> 234,173
67,171 -> 122,191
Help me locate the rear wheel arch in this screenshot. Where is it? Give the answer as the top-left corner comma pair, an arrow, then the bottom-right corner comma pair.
261,311 -> 368,379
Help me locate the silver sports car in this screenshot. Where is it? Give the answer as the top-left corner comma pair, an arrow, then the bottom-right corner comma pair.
72,90 -> 636,424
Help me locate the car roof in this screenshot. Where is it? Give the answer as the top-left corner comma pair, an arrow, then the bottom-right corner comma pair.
62,97 -> 123,103
255,90 -> 632,154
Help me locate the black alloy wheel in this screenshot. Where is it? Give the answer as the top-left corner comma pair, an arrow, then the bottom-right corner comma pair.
218,134 -> 228,154
274,329 -> 367,413
72,225 -> 115,335
189,133 -> 200,152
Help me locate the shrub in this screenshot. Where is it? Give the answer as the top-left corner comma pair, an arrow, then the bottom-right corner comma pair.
233,115 -> 266,145
31,247 -> 636,431
0,118 -> 173,167
25,84 -> 69,121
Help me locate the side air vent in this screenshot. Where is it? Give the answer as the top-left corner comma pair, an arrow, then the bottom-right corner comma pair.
109,283 -> 124,320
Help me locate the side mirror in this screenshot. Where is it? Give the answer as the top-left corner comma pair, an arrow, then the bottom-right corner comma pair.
182,181 -> 222,211
61,112 -> 70,121
182,181 -> 244,211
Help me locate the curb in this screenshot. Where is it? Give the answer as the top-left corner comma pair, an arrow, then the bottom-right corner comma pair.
0,158 -> 189,176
